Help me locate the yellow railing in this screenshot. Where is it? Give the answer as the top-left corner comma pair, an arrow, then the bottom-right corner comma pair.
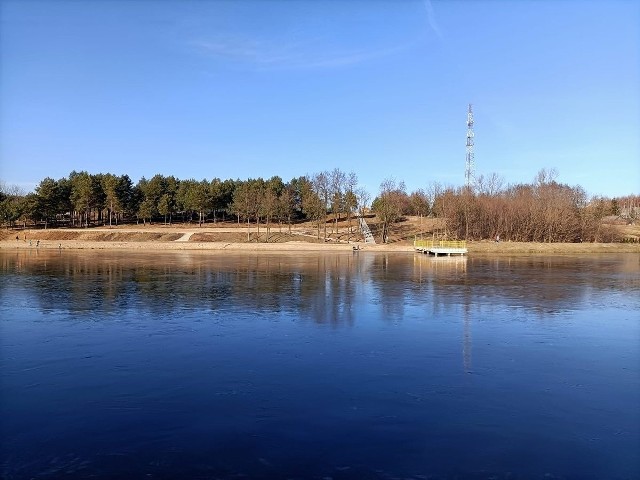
414,240 -> 467,249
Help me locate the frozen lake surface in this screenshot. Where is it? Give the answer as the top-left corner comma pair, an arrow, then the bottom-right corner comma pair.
1,251 -> 639,479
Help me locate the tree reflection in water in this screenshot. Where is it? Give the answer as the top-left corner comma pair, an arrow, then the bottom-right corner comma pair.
1,250 -> 639,479
3,250 -> 638,324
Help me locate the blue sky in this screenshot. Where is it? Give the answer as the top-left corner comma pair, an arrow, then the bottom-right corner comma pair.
1,0 -> 638,197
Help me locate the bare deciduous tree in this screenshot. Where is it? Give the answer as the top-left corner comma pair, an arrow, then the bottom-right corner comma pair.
312,172 -> 330,241
374,177 -> 407,243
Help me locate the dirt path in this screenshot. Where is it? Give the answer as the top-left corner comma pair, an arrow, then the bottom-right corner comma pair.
175,232 -> 194,242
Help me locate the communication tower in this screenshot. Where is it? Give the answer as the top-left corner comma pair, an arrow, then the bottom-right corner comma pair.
465,104 -> 475,188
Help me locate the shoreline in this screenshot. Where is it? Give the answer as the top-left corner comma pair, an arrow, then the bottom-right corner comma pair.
1,239 -> 638,254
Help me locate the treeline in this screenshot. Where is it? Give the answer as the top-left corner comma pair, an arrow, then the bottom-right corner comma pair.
1,168 -> 637,243
371,170 -> 637,242
441,187 -> 638,243
0,169 -> 367,242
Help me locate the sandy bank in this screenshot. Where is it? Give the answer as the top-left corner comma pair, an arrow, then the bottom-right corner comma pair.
466,240 -> 639,255
0,240 -> 356,252
1,238 -> 638,254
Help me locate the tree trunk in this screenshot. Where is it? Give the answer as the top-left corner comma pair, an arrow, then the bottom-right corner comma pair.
324,217 -> 327,242
266,215 -> 270,242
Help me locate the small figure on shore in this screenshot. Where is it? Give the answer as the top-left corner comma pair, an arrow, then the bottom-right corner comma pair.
495,235 -> 500,243
15,235 -> 19,241
58,243 -> 62,250
36,240 -> 40,248
29,240 -> 32,247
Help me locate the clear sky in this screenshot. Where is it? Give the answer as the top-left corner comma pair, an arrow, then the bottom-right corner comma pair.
1,0 -> 639,198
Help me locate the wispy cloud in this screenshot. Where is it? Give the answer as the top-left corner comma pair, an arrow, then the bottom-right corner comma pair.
190,35 -> 414,70
423,0 -> 443,41
191,39 -> 262,60
293,43 -> 413,69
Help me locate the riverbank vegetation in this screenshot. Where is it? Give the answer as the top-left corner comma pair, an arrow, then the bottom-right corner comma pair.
1,169 -> 638,243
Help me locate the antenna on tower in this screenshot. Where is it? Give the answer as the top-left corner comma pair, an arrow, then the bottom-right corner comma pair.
465,104 -> 475,189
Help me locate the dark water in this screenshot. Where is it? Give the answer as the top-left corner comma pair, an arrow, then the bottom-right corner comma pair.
1,251 -> 639,480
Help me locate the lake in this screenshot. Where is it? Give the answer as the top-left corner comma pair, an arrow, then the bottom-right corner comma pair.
1,250 -> 638,479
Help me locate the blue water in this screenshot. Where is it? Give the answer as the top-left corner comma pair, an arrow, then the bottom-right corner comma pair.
1,251 -> 639,479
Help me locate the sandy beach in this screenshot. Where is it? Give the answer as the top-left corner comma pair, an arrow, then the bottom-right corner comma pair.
0,239 -> 363,252
1,226 -> 638,254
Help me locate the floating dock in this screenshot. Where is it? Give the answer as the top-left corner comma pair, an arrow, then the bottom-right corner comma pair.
414,240 -> 467,256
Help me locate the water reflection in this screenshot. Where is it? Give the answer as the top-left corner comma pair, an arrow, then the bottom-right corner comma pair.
3,251 -> 372,328
1,250 -> 639,479
2,250 -> 639,323
412,256 -> 473,372
3,250 -> 639,380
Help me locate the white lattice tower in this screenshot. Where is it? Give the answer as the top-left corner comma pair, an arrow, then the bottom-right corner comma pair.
465,104 -> 475,188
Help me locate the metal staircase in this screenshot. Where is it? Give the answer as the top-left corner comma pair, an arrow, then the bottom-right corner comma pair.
358,215 -> 376,244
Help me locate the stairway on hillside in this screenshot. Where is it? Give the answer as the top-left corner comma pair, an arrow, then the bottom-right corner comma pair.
358,216 -> 376,244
